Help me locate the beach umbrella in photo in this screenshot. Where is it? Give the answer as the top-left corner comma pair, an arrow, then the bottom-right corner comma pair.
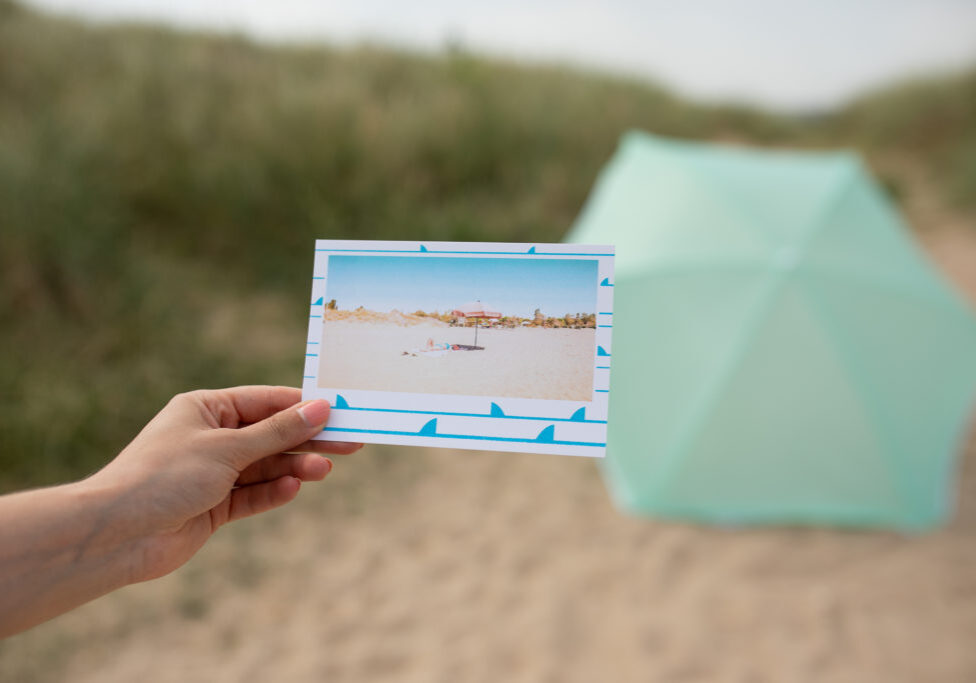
565,131 -> 976,529
451,300 -> 501,348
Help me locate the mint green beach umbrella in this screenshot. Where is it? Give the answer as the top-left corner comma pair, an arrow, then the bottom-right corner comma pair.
566,132 -> 976,529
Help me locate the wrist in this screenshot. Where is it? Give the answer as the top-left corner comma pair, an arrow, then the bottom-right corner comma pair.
68,476 -> 149,587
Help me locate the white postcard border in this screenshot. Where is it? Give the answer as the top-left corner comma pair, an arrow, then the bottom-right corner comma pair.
302,240 -> 614,457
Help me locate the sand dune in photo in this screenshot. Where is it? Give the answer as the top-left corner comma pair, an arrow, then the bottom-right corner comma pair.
317,312 -> 596,401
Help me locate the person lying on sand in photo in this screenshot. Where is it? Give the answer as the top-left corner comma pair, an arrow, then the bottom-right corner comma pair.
425,338 -> 455,352
402,338 -> 459,356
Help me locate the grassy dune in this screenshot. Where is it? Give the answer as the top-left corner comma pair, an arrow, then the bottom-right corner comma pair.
1,0 -> 974,488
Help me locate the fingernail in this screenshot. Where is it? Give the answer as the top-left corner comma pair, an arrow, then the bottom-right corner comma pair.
298,400 -> 331,427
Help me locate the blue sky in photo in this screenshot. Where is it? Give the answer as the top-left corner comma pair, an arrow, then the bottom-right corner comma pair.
325,255 -> 597,318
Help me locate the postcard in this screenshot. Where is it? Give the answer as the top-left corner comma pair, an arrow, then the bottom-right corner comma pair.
302,240 -> 614,457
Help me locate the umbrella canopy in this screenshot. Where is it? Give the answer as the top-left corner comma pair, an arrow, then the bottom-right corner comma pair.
451,301 -> 501,319
565,131 -> 976,529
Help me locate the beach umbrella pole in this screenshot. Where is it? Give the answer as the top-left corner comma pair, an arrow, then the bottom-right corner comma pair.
453,301 -> 498,348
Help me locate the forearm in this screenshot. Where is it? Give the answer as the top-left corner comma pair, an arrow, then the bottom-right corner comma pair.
0,479 -> 138,637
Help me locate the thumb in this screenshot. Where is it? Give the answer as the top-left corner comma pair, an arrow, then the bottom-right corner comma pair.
230,399 -> 331,468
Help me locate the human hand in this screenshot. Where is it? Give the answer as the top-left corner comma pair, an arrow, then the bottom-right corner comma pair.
89,386 -> 360,583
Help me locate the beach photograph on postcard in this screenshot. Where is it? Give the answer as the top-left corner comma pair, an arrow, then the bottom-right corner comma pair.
317,255 -> 598,401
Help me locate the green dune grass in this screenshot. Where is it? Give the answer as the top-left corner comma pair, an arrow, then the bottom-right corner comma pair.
1,0 -> 973,489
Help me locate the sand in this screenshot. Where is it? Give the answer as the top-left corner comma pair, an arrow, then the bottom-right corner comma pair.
6,433 -> 976,683
3,196 -> 976,682
318,317 -> 597,401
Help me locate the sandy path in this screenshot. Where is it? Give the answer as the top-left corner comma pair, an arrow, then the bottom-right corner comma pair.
319,322 -> 597,401
6,433 -> 976,683
3,209 -> 975,682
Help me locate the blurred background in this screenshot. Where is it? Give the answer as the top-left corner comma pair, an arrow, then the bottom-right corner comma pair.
1,1 -> 975,680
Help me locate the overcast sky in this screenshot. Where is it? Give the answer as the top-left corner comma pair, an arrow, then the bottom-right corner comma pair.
26,0 -> 976,111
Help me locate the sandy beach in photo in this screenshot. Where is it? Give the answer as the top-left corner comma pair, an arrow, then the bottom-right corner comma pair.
317,312 -> 596,401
